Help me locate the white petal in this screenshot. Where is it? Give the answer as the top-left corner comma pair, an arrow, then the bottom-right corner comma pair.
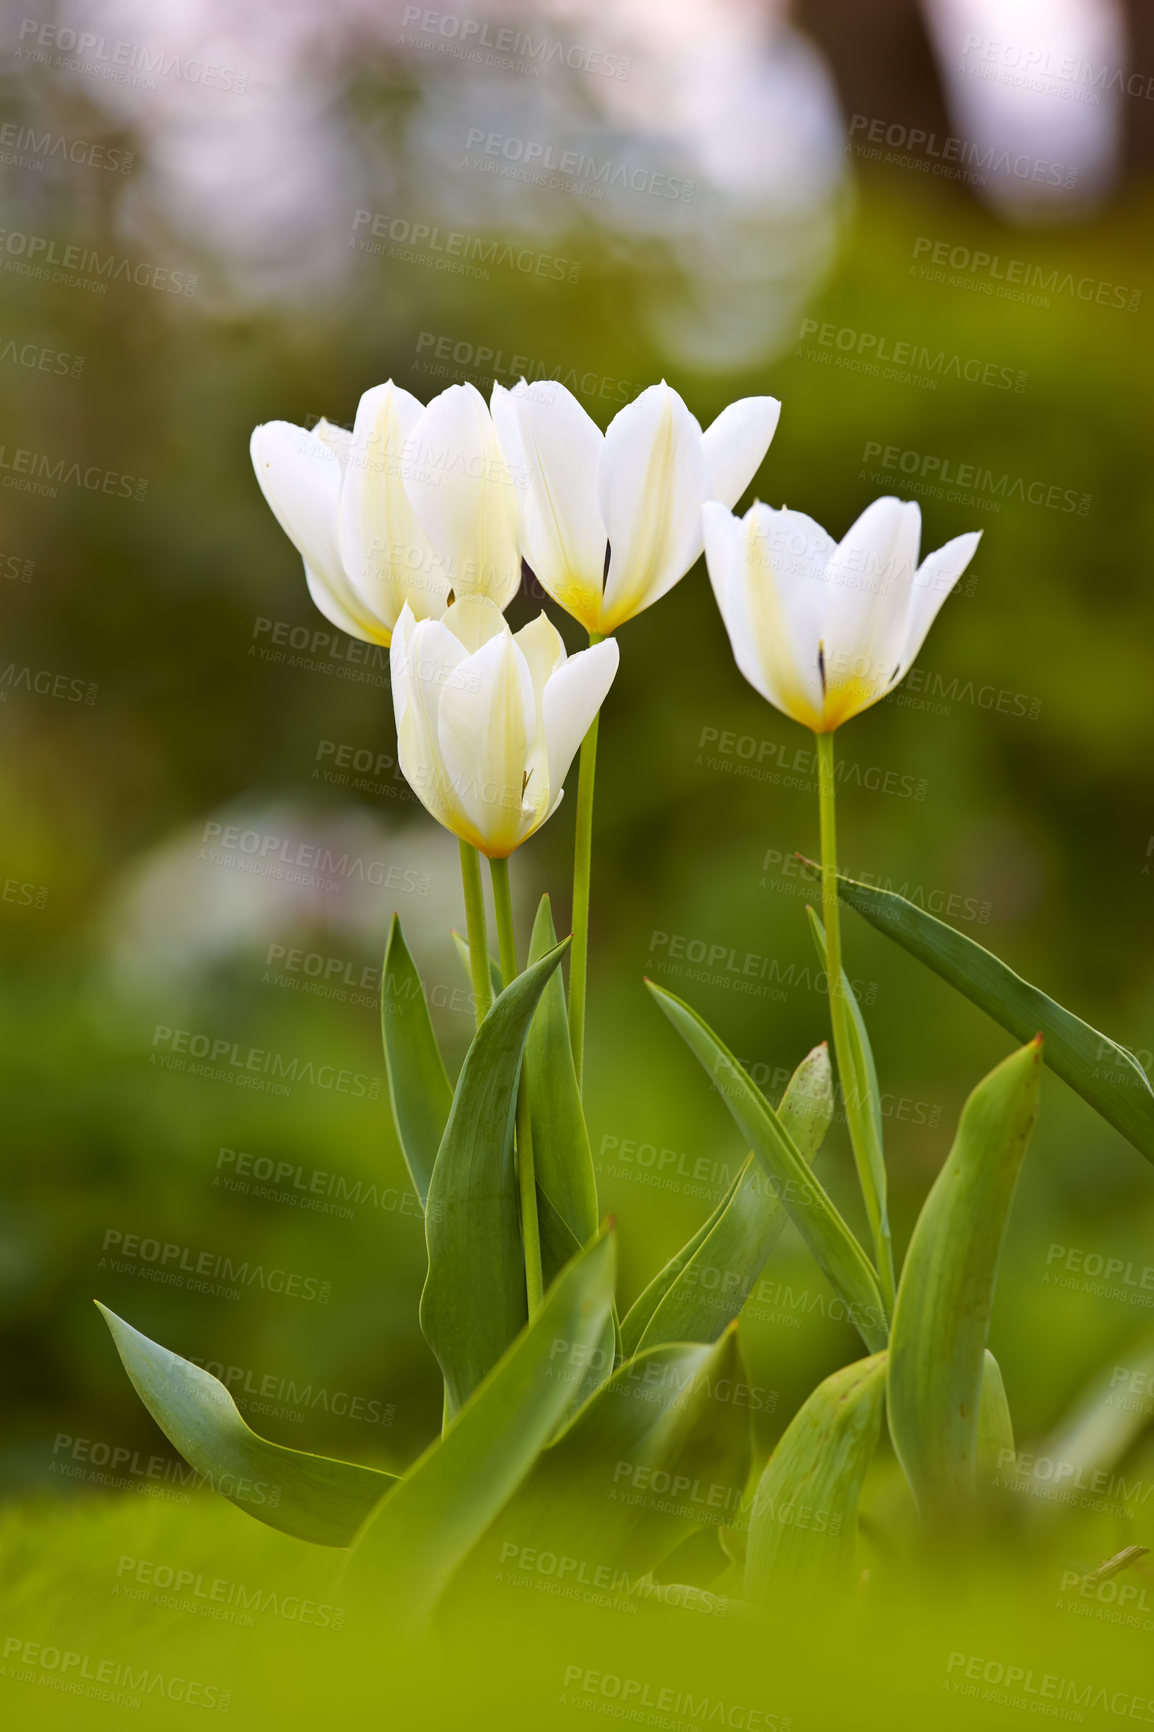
896,530 -> 982,681
511,382 -> 607,631
705,501 -> 830,728
436,631 -> 535,856
338,382 -> 451,638
402,383 -> 522,612
821,498 -> 921,720
391,610 -> 471,836
443,593 -> 509,655
598,382 -> 710,631
252,420 -> 392,645
542,637 -> 620,804
702,396 -> 782,508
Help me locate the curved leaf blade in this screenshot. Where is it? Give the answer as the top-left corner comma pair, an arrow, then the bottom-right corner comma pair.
833,871 -> 1154,1164
977,1350 -> 1014,1492
343,1225 -> 616,1625
745,1352 -> 887,1600
623,1044 -> 836,1355
645,981 -> 888,1353
887,1039 -> 1042,1515
380,914 -> 453,1208
96,1303 -> 395,1547
421,938 -> 571,1417
462,1326 -> 753,1589
525,894 -> 598,1259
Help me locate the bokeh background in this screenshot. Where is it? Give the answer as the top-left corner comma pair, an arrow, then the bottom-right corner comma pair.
4,0 -> 1154,1544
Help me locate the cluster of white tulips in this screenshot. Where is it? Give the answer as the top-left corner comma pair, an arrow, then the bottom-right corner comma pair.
252,374 -> 980,1092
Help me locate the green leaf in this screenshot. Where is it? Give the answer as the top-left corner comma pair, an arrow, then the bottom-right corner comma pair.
977,1350 -> 1014,1492
380,914 -> 453,1209
745,1353 -> 887,1600
420,938 -> 571,1417
621,1044 -> 836,1356
645,981 -> 888,1354
887,1039 -> 1042,1515
525,894 -> 598,1261
831,870 -> 1154,1165
806,907 -> 892,1302
342,1225 -> 616,1626
460,1325 -> 753,1588
96,1303 -> 395,1547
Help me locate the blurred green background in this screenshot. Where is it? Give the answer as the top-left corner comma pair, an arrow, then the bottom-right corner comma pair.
3,0 -> 1154,1559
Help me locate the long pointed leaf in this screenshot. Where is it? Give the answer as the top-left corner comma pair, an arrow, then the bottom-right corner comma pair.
342,1226 -> 616,1626
459,1326 -> 753,1595
380,915 -> 453,1208
421,938 -> 571,1417
622,1044 -> 835,1355
645,981 -> 887,1353
887,1039 -> 1042,1515
745,1352 -> 887,1599
832,870 -> 1154,1164
977,1350 -> 1014,1491
525,894 -> 598,1259
806,907 -> 892,1301
97,1304 -> 395,1546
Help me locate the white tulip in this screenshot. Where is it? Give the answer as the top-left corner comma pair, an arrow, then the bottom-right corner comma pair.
390,596 -> 620,858
492,379 -> 780,635
250,380 -> 522,646
703,496 -> 981,732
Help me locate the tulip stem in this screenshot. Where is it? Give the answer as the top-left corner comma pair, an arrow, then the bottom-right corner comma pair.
490,855 -> 544,1317
459,841 -> 493,1032
816,731 -> 895,1318
568,630 -> 604,1092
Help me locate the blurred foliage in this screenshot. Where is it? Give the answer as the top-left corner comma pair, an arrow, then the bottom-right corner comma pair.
3,35 -> 1154,1569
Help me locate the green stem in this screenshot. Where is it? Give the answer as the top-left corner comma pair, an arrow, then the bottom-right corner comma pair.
568,629 -> 604,1092
490,855 -> 544,1316
458,840 -> 493,1033
817,731 -> 895,1315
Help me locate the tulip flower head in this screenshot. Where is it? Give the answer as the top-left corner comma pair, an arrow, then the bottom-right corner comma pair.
390,596 -> 620,858
492,379 -> 780,635
250,380 -> 522,646
703,496 -> 981,732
